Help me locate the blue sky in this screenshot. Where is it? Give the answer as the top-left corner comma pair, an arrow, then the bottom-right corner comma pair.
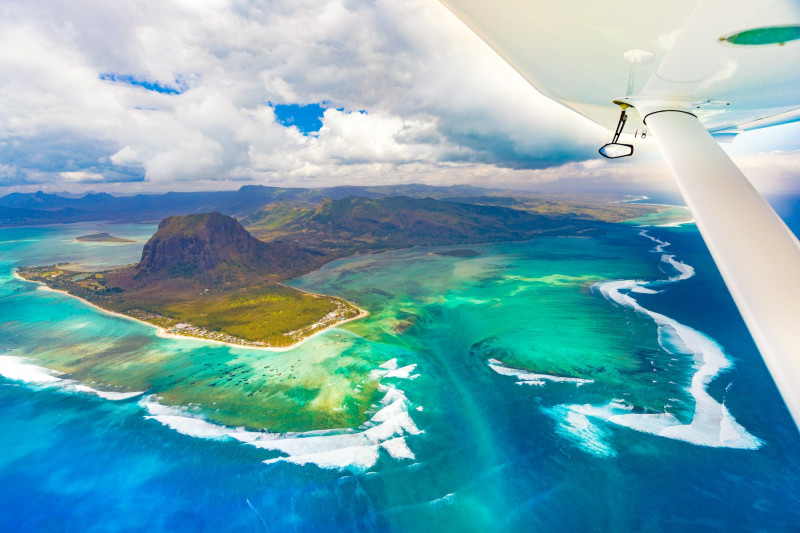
0,0 -> 797,196
99,73 -> 185,95
271,103 -> 325,135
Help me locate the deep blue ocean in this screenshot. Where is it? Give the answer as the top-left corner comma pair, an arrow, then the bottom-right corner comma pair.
0,204 -> 798,532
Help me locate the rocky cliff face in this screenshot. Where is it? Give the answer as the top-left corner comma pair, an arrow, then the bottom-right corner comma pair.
132,212 -> 314,281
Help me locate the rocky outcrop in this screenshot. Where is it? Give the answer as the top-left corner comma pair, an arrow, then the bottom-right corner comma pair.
130,212 -> 315,281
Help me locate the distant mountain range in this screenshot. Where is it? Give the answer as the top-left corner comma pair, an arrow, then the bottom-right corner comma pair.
245,195 -> 602,257
116,195 -> 605,284
0,184 -> 656,227
0,184 -> 496,225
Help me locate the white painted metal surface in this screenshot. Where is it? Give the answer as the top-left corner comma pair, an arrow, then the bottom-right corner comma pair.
438,0 -> 800,133
439,0 -> 800,426
642,108 -> 800,424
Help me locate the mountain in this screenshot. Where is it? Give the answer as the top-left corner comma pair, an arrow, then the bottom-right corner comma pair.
0,205 -> 88,225
121,212 -> 318,283
0,188 -> 297,225
246,195 -> 603,255
0,185 -> 659,227
18,212 -> 359,348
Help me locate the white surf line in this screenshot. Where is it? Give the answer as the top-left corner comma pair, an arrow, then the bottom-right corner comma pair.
662,254 -> 694,281
143,378 -> 421,471
585,231 -> 762,450
487,359 -> 592,387
657,218 -> 695,228
1,352 -> 423,470
502,229 -> 761,456
0,355 -> 144,401
614,195 -> 650,204
370,358 -> 418,380
639,229 -> 670,253
639,229 -> 695,282
0,340 -> 422,470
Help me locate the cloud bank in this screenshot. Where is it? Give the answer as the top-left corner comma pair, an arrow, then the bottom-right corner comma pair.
0,0 -> 797,195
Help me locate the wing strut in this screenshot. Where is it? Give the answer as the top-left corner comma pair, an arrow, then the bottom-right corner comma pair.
641,107 -> 800,426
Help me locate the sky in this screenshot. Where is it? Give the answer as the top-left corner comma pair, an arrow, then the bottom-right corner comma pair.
1,0 -> 799,197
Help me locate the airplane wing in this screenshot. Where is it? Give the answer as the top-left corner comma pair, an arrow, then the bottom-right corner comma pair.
438,0 -> 800,427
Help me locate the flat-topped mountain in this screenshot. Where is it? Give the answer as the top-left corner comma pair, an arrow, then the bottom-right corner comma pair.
132,212 -> 314,281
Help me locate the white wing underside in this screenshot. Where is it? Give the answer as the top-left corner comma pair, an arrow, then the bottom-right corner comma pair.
439,0 -> 800,427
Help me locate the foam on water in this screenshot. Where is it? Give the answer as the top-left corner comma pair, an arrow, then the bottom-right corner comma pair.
385,364 -> 418,379
548,404 -> 617,457
372,358 -> 418,380
488,359 -> 592,387
639,229 -> 670,253
264,445 -> 381,470
379,358 -> 398,371
142,383 -> 420,471
429,493 -> 456,506
502,229 -> 761,454
0,355 -> 144,401
0,351 -> 422,468
0,355 -> 63,385
663,254 -> 694,281
381,437 -> 415,460
588,232 -> 763,451
658,218 -> 695,228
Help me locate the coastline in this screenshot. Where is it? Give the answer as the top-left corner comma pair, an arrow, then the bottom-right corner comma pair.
619,204 -> 693,227
72,239 -> 139,245
11,269 -> 368,353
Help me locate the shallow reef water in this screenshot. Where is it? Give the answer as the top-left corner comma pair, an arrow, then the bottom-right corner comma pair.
0,220 -> 798,532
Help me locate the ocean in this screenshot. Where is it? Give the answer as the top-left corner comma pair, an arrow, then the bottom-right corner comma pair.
0,214 -> 798,532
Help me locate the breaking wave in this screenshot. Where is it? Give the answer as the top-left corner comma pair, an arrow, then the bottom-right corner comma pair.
144,379 -> 421,471
0,352 -> 422,471
0,355 -> 143,401
589,230 -> 762,450
491,229 -> 762,454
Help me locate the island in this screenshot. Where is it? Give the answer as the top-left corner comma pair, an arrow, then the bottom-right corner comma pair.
75,232 -> 137,243
20,212 -> 363,349
8,192 -> 650,432
433,249 -> 482,257
17,195 -> 608,350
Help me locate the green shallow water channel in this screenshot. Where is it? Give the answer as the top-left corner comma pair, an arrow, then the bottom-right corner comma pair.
1,223 -> 676,433
0,222 -> 674,431
1,220 -> 797,532
290,231 -> 680,414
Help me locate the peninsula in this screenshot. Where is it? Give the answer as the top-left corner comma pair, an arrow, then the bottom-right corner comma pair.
20,212 -> 362,349
17,194 -> 609,349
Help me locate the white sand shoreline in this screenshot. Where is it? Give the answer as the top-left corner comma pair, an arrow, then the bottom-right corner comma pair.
11,269 -> 368,353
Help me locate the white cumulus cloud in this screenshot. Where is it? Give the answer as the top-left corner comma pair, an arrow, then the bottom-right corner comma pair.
0,0 -> 795,195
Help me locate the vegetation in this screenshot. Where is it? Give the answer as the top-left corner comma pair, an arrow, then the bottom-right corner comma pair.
76,232 -> 136,243
437,195 -> 661,222
10,189 -> 674,432
0,185 -> 666,226
246,195 -> 606,256
18,213 -> 362,348
19,267 -> 361,348
15,193 -> 659,349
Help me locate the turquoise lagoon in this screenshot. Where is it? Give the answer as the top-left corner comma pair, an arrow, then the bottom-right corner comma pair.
0,219 -> 798,531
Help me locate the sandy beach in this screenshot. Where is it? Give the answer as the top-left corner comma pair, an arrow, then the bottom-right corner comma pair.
12,269 -> 368,353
